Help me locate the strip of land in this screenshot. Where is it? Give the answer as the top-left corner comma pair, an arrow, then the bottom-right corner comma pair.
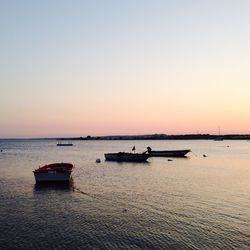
57,134 -> 250,140
1,134 -> 250,140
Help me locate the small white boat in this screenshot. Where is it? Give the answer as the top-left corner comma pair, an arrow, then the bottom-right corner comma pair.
33,163 -> 74,182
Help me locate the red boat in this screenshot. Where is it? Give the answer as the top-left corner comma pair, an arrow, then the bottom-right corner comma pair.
33,163 -> 74,182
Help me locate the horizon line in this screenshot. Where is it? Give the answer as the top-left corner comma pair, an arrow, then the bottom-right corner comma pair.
1,133 -> 250,140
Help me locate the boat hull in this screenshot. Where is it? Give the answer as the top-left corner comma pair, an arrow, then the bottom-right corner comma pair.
148,150 -> 191,157
105,153 -> 149,162
34,172 -> 72,182
33,163 -> 73,182
57,143 -> 73,146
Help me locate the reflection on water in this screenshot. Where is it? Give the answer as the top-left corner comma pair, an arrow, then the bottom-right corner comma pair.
34,179 -> 74,192
0,139 -> 250,249
108,160 -> 150,166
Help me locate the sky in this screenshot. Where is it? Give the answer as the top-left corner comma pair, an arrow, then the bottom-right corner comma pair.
1,0 -> 250,138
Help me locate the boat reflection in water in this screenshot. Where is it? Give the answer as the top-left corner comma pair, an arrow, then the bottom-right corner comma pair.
34,178 -> 74,191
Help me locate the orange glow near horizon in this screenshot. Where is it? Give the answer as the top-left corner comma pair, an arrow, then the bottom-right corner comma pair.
1,1 -> 250,137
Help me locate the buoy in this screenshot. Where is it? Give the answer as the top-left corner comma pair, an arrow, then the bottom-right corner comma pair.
203,154 -> 207,157
96,158 -> 101,163
168,159 -> 173,161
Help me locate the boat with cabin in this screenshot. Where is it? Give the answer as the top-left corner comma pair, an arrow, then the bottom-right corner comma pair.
33,163 -> 74,182
105,152 -> 149,162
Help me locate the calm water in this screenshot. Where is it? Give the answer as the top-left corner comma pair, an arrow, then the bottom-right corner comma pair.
0,140 -> 249,249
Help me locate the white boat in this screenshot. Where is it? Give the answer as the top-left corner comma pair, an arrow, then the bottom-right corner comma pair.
33,163 -> 74,182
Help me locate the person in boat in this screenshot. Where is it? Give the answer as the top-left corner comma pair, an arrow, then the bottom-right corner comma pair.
142,147 -> 151,154
147,147 -> 152,153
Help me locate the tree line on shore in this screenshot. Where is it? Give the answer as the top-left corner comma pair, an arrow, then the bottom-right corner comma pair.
57,134 -> 250,141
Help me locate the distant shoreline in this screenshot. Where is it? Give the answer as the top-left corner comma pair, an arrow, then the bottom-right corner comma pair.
1,134 -> 250,140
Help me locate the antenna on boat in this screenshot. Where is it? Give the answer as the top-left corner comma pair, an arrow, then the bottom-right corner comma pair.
218,126 -> 221,136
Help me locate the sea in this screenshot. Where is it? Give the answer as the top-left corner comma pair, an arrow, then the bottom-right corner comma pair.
0,139 -> 249,250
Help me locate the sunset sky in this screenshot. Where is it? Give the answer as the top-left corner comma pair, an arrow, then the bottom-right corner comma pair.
1,1 -> 250,138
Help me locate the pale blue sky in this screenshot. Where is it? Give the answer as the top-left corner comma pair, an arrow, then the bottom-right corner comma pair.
1,1 -> 250,137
